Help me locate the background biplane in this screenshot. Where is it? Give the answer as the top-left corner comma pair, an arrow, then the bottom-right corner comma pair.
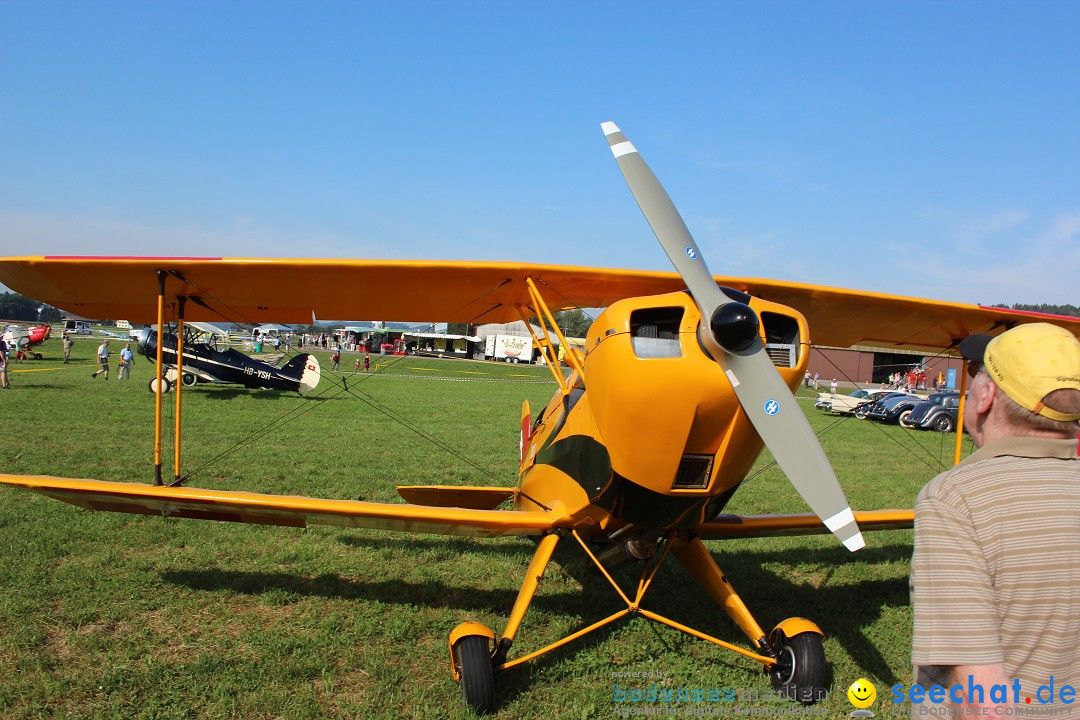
136,322 -> 321,395
1,123 -> 1079,715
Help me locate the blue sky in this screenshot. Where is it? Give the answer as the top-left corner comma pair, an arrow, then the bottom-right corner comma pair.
2,1 -> 1077,306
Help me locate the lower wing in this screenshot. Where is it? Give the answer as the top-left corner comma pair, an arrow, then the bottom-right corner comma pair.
0,475 -> 565,538
696,509 -> 912,540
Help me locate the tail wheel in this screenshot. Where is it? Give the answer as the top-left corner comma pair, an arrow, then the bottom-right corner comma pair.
933,414 -> 955,433
769,632 -> 828,705
181,373 -> 198,387
148,376 -> 172,394
453,634 -> 495,715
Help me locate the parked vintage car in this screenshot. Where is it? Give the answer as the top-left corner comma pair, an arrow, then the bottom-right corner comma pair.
901,391 -> 961,432
853,391 -> 910,419
864,392 -> 928,424
815,387 -> 896,414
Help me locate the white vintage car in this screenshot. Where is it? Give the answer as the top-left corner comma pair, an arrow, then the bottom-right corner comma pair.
814,387 -> 896,415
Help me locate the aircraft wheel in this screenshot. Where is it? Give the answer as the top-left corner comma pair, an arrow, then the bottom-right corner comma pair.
453,634 -> 495,715
769,632 -> 828,705
33,352 -> 42,360
933,415 -> 955,433
148,376 -> 172,394
181,373 -> 198,387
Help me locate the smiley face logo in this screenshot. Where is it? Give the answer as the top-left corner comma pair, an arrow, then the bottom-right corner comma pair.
847,678 -> 877,709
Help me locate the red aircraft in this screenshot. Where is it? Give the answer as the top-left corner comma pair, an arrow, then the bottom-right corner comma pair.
2,323 -> 52,359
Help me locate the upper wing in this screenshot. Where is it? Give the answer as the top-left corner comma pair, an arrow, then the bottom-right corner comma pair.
1,256 -> 1077,349
696,509 -> 913,540
725,277 -> 1079,352
0,257 -> 680,326
0,475 -> 567,538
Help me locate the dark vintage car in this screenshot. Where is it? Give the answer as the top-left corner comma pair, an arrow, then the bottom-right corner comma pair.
864,392 -> 928,424
901,391 -> 961,432
852,391 -> 909,419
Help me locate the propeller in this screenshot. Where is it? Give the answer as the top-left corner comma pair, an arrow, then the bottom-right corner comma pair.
601,121 -> 864,552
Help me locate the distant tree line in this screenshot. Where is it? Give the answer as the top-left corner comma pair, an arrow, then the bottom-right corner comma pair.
991,303 -> 1079,318
0,292 -> 63,323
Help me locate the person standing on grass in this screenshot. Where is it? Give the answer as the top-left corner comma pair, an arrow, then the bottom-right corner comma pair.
0,336 -> 10,389
331,349 -> 340,371
364,354 -> 370,373
911,323 -> 1080,715
62,332 -> 74,364
118,342 -> 134,380
91,340 -> 110,380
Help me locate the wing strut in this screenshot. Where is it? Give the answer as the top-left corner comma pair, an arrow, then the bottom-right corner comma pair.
512,277 -> 586,393
954,359 -> 972,466
172,295 -> 187,486
153,270 -> 167,485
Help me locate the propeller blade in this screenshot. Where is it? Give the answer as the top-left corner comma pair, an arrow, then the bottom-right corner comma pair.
601,121 -> 864,552
600,122 -> 727,319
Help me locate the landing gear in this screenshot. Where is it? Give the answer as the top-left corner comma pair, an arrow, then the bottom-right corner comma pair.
148,376 -> 172,394
181,373 -> 198,387
449,532 -> 831,714
452,634 -> 496,715
768,630 -> 828,705
450,623 -> 497,716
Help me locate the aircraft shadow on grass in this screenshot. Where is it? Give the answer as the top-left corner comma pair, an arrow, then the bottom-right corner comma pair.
161,534 -> 911,687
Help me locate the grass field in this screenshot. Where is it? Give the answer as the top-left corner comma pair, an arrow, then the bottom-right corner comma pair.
0,336 -> 976,719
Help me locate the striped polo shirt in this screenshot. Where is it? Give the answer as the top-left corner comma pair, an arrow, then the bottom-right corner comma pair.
911,436 -> 1080,708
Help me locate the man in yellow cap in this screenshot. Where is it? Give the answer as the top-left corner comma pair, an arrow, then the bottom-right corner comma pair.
911,323 -> 1080,714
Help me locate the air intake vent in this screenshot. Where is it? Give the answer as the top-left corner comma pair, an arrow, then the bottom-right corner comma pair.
672,454 -> 713,489
765,343 -> 796,368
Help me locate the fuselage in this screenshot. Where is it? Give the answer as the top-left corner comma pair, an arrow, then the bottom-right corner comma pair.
516,291 -> 809,538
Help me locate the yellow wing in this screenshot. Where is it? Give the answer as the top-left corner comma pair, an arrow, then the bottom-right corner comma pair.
1,256 -> 1077,348
0,475 -> 567,538
0,257 -> 680,325
696,510 -> 913,540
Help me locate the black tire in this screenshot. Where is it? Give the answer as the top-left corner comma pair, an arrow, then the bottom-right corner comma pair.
148,376 -> 172,394
897,409 -> 913,426
933,414 -> 955,433
181,373 -> 198,387
769,632 -> 828,705
854,406 -> 869,419
454,635 -> 495,715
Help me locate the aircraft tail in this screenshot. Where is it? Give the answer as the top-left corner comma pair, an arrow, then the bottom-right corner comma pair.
283,353 -> 321,394
520,399 -> 532,469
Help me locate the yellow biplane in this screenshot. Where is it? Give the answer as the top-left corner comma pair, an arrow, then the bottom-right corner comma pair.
2,123 -> 1078,714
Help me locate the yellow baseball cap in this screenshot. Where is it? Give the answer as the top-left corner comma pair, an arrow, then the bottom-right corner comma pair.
959,323 -> 1080,422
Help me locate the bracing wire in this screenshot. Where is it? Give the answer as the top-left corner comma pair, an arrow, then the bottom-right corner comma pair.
169,277 -> 526,486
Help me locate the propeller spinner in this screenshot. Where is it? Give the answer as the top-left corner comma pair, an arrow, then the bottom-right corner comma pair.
601,121 -> 864,552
